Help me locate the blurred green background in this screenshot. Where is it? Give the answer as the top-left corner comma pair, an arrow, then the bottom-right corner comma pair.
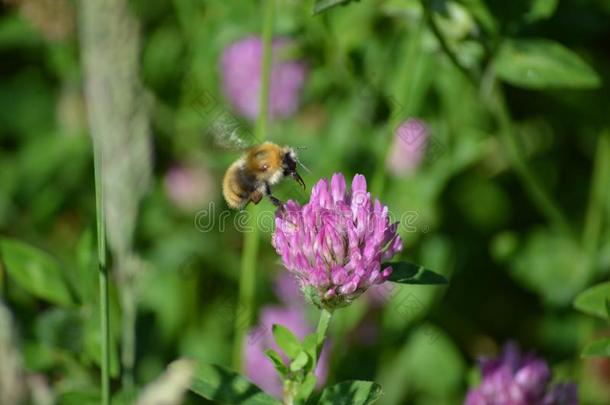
1,0 -> 609,404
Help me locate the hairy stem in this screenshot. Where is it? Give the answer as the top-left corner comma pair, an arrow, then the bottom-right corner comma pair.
315,308 -> 333,360
232,0 -> 275,371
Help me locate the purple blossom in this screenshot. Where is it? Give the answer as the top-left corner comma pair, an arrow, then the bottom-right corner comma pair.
163,164 -> 214,212
272,173 -> 403,310
220,36 -> 307,121
465,343 -> 578,405
386,119 -> 428,176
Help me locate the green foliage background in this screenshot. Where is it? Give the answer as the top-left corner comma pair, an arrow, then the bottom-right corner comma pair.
1,0 -> 609,403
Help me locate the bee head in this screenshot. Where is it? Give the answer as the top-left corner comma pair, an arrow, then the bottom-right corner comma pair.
282,148 -> 305,189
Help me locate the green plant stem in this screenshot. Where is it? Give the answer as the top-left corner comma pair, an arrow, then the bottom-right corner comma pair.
582,132 -> 610,271
421,0 -> 478,85
232,0 -> 275,372
420,0 -> 572,235
0,249 -> 5,299
93,142 -> 110,405
232,205 -> 261,371
490,85 -> 572,235
120,281 -> 136,399
315,308 -> 333,359
370,18 -> 425,196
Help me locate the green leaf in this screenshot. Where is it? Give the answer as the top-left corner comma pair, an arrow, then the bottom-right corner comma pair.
461,0 -> 498,35
525,0 -> 558,23
189,363 -> 282,405
0,238 -> 72,305
494,38 -> 601,89
302,334 -> 317,359
581,337 -> 610,358
264,349 -> 288,377
574,281 -> 610,320
384,261 -> 448,285
290,350 -> 310,372
296,372 -> 317,401
272,324 -> 302,359
317,381 -> 383,405
314,0 -> 359,15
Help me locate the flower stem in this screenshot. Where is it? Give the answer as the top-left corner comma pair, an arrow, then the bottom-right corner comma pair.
315,308 -> 333,359
420,0 -> 572,236
489,85 -> 572,236
93,141 -> 111,405
232,0 -> 275,371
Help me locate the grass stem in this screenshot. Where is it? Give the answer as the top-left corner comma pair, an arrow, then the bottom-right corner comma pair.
232,0 -> 275,371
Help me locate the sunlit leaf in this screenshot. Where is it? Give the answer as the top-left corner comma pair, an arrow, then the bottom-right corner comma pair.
264,349 -> 288,377
189,363 -> 282,405
272,324 -> 302,359
296,372 -> 317,401
525,0 -> 558,22
494,38 -> 601,89
0,238 -> 72,305
384,261 -> 448,285
317,380 -> 383,405
289,350 -> 310,372
574,281 -> 610,320
581,337 -> 610,358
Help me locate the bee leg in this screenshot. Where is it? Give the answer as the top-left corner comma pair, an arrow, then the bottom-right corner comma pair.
250,190 -> 263,205
265,183 -> 285,211
268,195 -> 283,208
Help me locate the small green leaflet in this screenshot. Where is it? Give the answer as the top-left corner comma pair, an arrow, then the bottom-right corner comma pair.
494,38 -> 601,89
581,338 -> 610,358
317,380 -> 383,405
264,349 -> 288,377
0,238 -> 73,305
383,261 -> 448,285
189,363 -> 282,405
574,281 -> 610,320
272,324 -> 302,359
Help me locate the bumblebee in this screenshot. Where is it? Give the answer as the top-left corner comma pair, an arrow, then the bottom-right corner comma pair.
222,141 -> 306,210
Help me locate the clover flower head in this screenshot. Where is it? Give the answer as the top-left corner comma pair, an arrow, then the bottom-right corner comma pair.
220,36 -> 306,121
465,342 -> 578,405
272,173 -> 403,310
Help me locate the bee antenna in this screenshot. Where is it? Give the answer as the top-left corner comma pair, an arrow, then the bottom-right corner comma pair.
297,160 -> 310,173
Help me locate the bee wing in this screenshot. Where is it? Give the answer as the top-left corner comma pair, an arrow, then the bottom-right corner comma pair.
210,120 -> 257,151
188,84 -> 261,151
